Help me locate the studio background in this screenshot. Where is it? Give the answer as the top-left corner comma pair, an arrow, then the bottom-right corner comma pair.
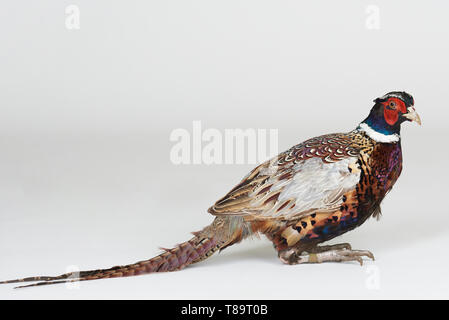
1,1 -> 448,299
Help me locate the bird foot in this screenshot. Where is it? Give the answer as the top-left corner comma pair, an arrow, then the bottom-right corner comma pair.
279,244 -> 374,266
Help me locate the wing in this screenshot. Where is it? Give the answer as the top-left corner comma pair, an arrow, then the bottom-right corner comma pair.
208,133 -> 361,220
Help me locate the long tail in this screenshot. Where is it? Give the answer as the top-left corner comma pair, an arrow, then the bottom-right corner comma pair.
0,217 -> 249,288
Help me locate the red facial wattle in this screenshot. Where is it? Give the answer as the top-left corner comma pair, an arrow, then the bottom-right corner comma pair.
383,98 -> 406,126
384,108 -> 398,126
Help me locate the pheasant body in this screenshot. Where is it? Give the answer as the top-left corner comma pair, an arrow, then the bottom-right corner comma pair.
0,91 -> 421,287
211,129 -> 403,257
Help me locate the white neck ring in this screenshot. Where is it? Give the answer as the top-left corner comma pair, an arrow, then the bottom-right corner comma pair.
357,122 -> 400,143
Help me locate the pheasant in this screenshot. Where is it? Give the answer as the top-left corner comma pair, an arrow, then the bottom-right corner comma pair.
1,91 -> 421,288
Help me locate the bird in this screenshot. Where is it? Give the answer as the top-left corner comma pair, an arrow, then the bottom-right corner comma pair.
0,91 -> 421,288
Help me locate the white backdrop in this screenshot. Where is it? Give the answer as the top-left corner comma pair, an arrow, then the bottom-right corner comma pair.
1,1 -> 448,299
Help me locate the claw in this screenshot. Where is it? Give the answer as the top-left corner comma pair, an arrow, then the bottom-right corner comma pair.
338,249 -> 375,265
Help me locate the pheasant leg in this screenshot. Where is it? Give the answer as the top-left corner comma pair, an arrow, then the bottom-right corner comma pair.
278,244 -> 374,265
309,243 -> 352,253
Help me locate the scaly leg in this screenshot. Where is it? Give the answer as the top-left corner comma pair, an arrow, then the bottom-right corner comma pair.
309,243 -> 352,253
278,243 -> 374,266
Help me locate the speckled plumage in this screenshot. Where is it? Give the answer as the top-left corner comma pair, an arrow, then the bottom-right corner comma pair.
209,129 -> 402,254
0,91 -> 421,288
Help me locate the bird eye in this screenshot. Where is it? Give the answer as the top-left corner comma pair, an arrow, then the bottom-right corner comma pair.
388,101 -> 396,109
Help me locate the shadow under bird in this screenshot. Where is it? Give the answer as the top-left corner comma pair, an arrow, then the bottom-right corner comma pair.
1,91 -> 421,288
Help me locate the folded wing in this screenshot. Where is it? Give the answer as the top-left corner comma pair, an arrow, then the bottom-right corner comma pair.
208,133 -> 361,220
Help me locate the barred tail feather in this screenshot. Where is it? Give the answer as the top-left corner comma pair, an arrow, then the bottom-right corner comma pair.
0,217 -> 245,288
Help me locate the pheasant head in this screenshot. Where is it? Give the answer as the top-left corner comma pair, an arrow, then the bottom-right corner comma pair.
358,91 -> 421,143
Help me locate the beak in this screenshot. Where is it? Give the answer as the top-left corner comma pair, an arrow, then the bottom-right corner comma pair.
403,106 -> 422,125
